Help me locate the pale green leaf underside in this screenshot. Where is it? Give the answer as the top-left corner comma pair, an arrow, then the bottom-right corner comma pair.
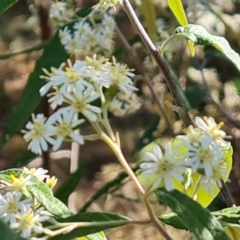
175,24 -> 240,72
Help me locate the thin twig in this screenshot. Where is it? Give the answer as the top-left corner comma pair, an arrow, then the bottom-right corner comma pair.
122,0 -> 193,128
68,129 -> 80,213
115,25 -> 175,136
36,1 -> 52,173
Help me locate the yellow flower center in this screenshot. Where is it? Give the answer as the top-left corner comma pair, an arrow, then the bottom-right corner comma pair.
65,67 -> 80,83
56,121 -> 72,137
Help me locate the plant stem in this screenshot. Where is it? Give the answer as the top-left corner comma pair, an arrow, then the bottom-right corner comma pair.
100,131 -> 145,195
122,0 -> 193,128
145,199 -> 173,240
99,130 -> 173,239
159,35 -> 186,56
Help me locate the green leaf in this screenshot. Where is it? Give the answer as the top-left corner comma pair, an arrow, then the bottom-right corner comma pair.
159,208 -> 240,230
158,212 -> 186,230
184,89 -> 206,108
80,165 -> 139,212
212,206 -> 240,222
55,158 -> 90,204
0,168 -> 23,182
0,0 -> 18,15
155,188 -> 230,240
167,0 -> 196,56
0,220 -> 24,240
167,0 -> 188,26
167,63 -> 191,110
141,0 -> 157,42
175,24 -> 240,72
50,212 -> 131,240
26,175 -> 72,218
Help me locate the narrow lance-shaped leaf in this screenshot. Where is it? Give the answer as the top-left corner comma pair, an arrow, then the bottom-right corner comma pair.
26,175 -> 73,218
167,0 -> 195,55
155,188 -> 230,240
175,24 -> 240,72
141,0 -> 157,42
167,0 -> 188,26
0,0 -> 18,15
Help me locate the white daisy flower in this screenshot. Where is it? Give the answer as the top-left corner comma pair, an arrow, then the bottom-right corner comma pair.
40,65 -> 64,97
0,191 -> 32,224
47,87 -> 65,110
10,206 -> 50,239
49,60 -> 92,96
73,21 -> 91,37
84,55 -> 111,89
48,110 -> 85,151
101,14 -> 116,32
7,173 -> 33,192
50,2 -> 67,18
140,143 -> 186,191
195,116 -> 226,140
22,167 -> 49,181
63,86 -> 101,122
64,34 -> 82,55
109,97 -> 127,116
104,57 -> 138,94
59,27 -> 72,45
94,0 -> 123,10
22,114 -> 56,155
199,157 -> 228,195
109,92 -> 141,116
181,137 -> 226,177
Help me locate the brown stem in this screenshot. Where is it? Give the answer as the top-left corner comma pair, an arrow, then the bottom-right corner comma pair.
122,0 -> 193,128
36,1 -> 52,173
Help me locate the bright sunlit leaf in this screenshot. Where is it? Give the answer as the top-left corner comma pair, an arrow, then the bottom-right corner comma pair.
167,0 -> 188,26
167,0 -> 195,56
175,24 -> 240,72
141,0 -> 157,42
225,224 -> 240,240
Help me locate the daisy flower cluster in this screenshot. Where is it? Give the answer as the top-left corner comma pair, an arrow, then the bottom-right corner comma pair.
49,1 -> 74,24
22,55 -> 141,155
94,0 -> 123,10
59,10 -> 115,57
0,168 -> 55,239
109,92 -> 141,117
140,116 -> 231,194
